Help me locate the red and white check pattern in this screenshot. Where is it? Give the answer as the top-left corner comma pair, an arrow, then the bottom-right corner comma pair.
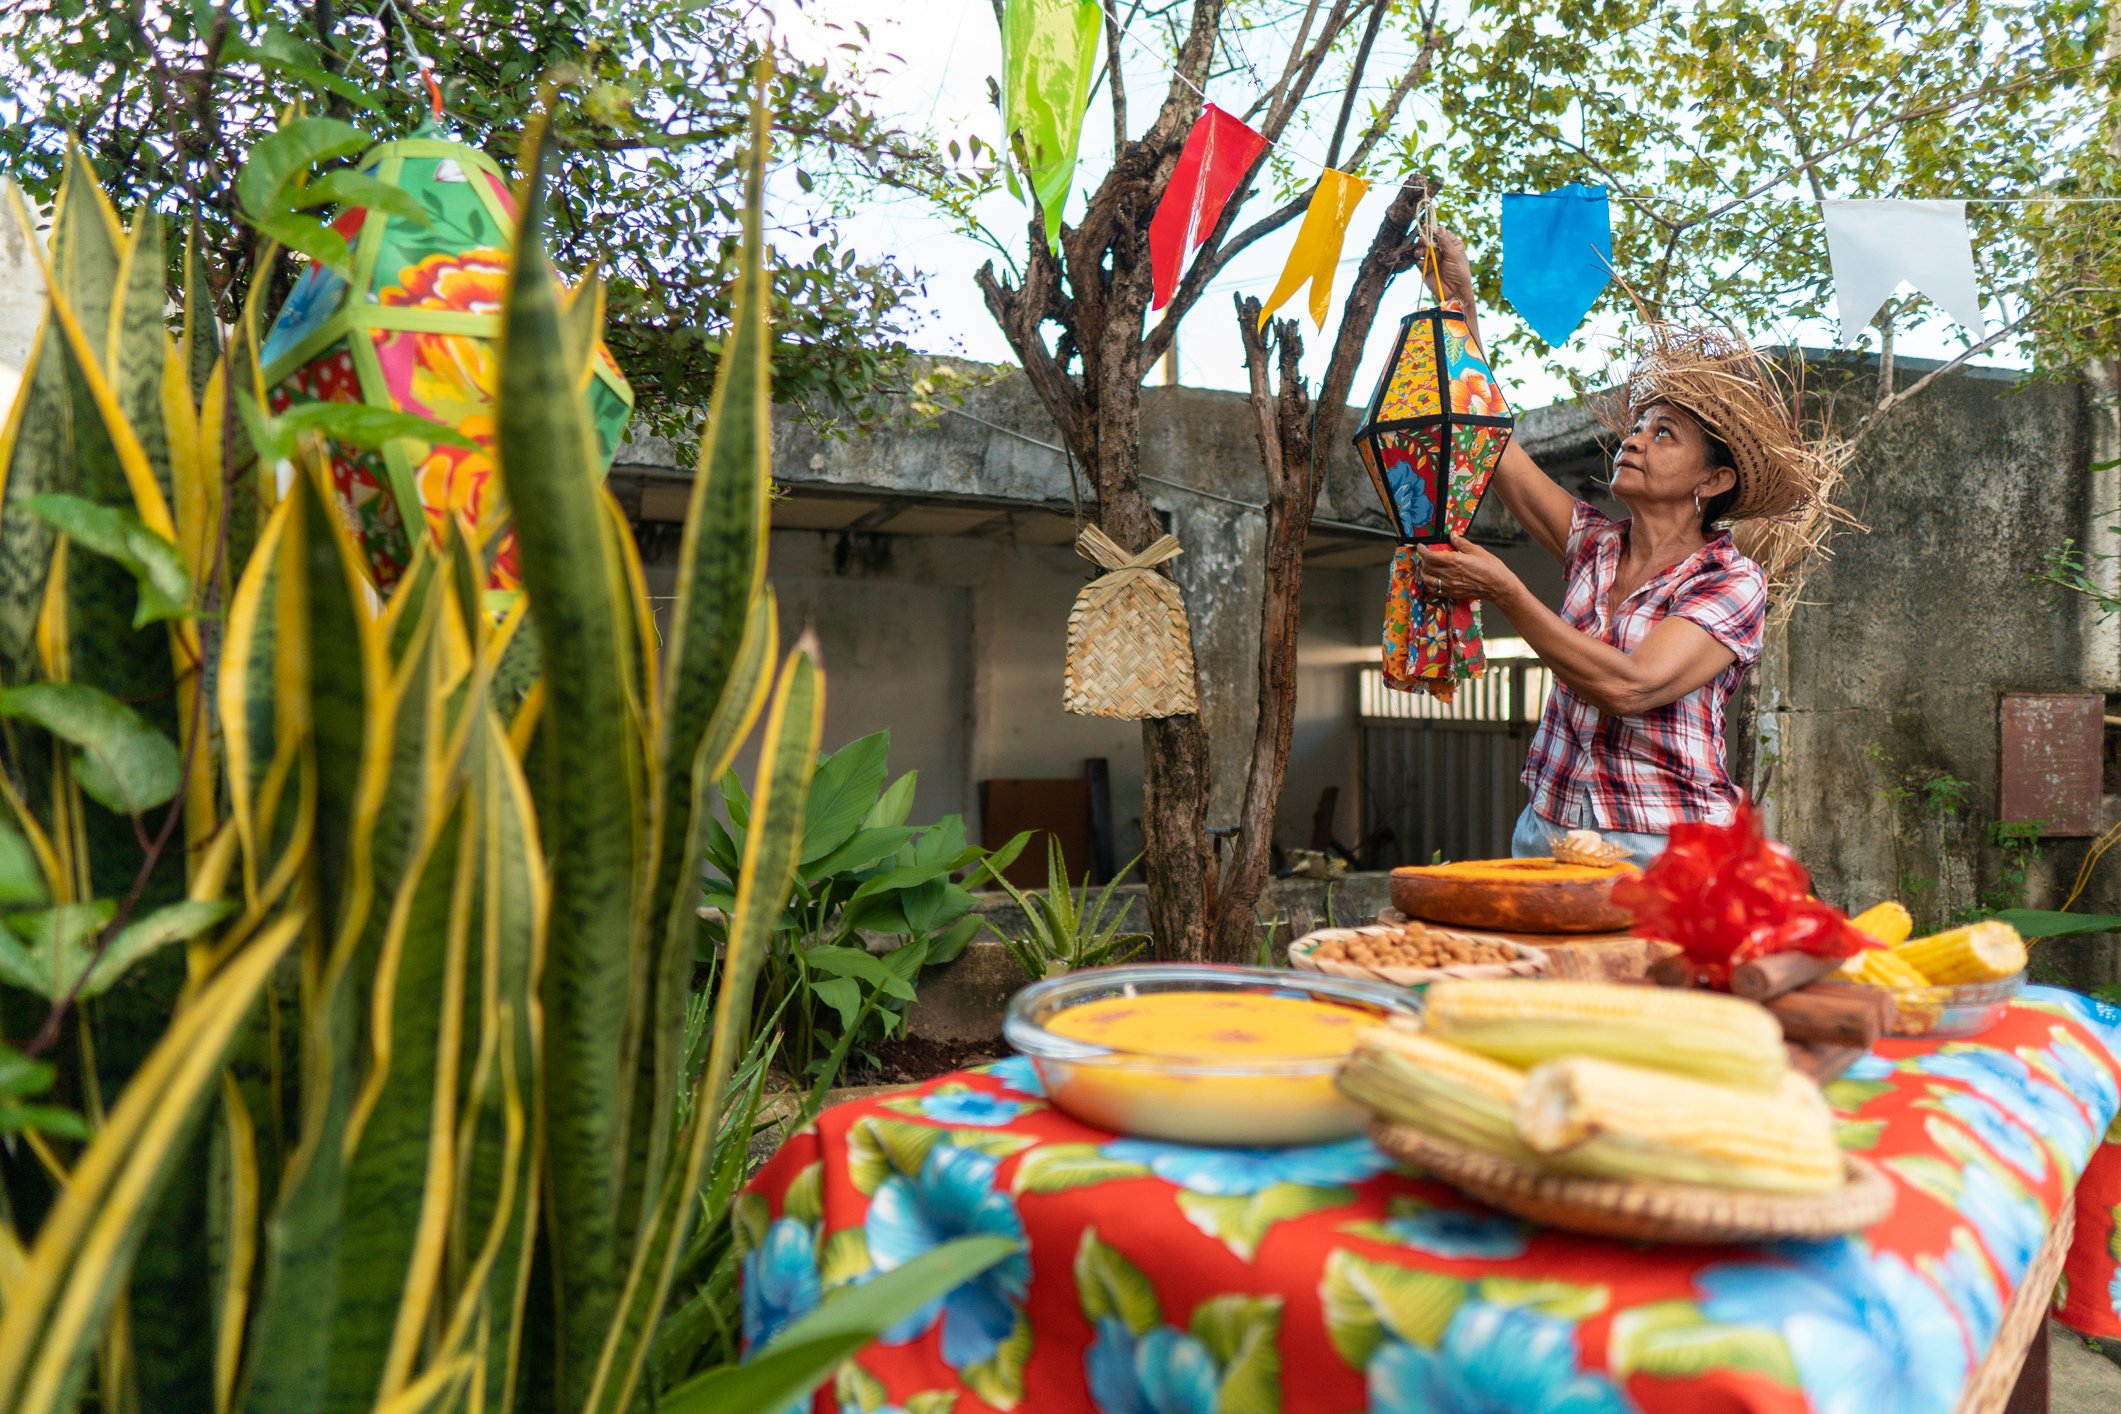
1521,502 -> 1767,833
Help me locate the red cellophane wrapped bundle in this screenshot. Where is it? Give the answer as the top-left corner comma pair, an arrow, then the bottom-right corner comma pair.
1611,801 -> 1879,986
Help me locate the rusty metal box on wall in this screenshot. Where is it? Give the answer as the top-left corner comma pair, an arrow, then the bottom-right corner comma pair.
1999,692 -> 2104,836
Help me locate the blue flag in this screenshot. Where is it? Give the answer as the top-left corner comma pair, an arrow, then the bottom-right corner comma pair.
1501,184 -> 1612,347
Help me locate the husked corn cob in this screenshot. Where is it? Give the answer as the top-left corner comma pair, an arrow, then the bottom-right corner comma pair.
1516,1056 -> 1844,1194
1420,980 -> 1787,1092
1835,947 -> 1929,989
1336,1028 -> 1533,1161
1892,921 -> 2027,984
1848,901 -> 1914,947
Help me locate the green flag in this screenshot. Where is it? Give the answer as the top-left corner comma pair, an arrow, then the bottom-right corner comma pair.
1002,0 -> 1100,250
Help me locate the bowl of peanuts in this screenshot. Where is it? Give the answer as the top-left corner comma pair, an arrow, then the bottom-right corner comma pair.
1287,920 -> 1549,987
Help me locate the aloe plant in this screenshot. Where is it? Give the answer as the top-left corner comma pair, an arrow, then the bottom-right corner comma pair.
0,91 -> 1010,1414
988,837 -> 1151,980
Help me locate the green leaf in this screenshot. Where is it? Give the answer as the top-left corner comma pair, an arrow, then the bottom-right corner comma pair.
810,976 -> 861,1029
1319,1250 -> 1465,1369
654,1334 -> 869,1414
239,392 -> 478,467
1472,1277 -> 1609,1321
800,732 -> 892,865
1192,1295 -> 1282,1414
1177,1183 -> 1350,1261
1607,1300 -> 1799,1386
1989,909 -> 2121,939
1014,1145 -> 1149,1196
0,1044 -> 88,1140
235,116 -> 369,224
820,1227 -> 874,1287
864,771 -> 919,829
25,494 -> 190,627
806,944 -> 918,1001
0,682 -> 181,815
927,914 -> 982,967
1072,1228 -> 1161,1335
290,170 -> 428,224
0,816 -> 47,907
85,899 -> 232,997
804,825 -> 919,881
0,901 -> 116,1000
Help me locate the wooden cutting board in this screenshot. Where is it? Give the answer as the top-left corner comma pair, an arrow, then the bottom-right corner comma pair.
1377,909 -> 1674,982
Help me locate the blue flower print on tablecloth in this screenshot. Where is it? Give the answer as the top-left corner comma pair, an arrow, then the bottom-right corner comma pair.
1086,1320 -> 1222,1414
1931,1088 -> 2048,1181
1844,1052 -> 1896,1083
1365,1301 -> 1631,1414
1099,1136 -> 1391,1196
1908,1047 -> 2097,1171
2021,984 -> 2121,1053
742,1216 -> 823,1350
2026,1027 -> 2121,1130
884,1084 -> 1030,1128
1956,1160 -> 2046,1285
1349,1197 -> 1531,1261
1923,1231 -> 2005,1355
983,1055 -> 1046,1097
866,1144 -> 1031,1368
1695,1240 -> 1968,1414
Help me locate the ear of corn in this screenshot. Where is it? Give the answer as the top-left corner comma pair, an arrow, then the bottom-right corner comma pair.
1893,921 -> 2026,984
1836,947 -> 1928,989
1515,1057 -> 1844,1194
1335,1028 -> 1532,1162
1848,901 -> 1914,947
1419,980 -> 1787,1092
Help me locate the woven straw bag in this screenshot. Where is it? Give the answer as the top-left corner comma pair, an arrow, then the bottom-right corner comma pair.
1063,525 -> 1200,719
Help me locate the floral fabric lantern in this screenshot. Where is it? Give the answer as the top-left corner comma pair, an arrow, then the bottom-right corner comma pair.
1351,306 -> 1514,699
260,126 -> 634,592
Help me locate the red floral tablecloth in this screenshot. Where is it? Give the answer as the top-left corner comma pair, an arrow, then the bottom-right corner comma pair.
741,987 -> 2121,1414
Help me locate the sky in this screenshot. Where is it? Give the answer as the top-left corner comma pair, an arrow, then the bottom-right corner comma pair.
783,0 -> 2017,417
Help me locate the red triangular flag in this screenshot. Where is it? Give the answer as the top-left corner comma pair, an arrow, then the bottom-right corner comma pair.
1149,104 -> 1268,310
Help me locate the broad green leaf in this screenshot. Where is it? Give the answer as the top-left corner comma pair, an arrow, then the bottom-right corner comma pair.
0,674 -> 180,818
805,944 -> 917,1001
803,825 -> 920,882
1192,1295 -> 1281,1414
799,732 -> 892,865
656,1334 -> 870,1414
0,817 -> 46,907
83,899 -> 232,997
1318,1250 -> 1466,1369
864,771 -> 919,829
1989,909 -> 2121,939
809,976 -> 861,1029
658,1237 -> 1023,1414
926,913 -> 982,967
1177,1183 -> 1349,1261
1472,1276 -> 1609,1322
1015,1146 -> 1148,1196
235,117 -> 369,224
239,391 -> 478,467
0,1046 -> 88,1140
1072,1228 -> 1161,1335
289,169 -> 427,223
0,902 -> 116,999
25,493 -> 190,626
1607,1300 -> 1800,1386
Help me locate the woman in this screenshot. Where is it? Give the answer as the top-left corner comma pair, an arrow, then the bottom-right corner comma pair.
1410,229 -> 1826,867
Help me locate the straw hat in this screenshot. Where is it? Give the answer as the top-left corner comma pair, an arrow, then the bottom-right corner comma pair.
1614,323 -> 1854,617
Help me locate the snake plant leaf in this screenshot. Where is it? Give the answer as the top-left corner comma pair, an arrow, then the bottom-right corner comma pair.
496,129 -> 645,1406
0,899 -> 238,1003
109,203 -> 174,505
25,493 -> 191,627
0,682 -> 181,815
582,635 -> 822,1413
0,911 -> 304,1412
655,1237 -> 1024,1414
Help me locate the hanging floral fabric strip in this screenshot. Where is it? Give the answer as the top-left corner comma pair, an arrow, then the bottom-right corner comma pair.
1257,168 -> 1369,329
1383,543 -> 1485,702
1149,104 -> 1269,310
1001,0 -> 1102,251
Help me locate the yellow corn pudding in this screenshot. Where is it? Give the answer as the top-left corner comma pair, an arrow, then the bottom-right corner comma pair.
1036,990 -> 1380,1144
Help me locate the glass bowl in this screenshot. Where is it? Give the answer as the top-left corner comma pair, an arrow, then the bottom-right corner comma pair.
1886,972 -> 2024,1039
1002,963 -> 1422,1146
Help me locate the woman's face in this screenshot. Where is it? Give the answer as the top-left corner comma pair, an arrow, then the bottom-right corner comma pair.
1610,402 -> 1737,514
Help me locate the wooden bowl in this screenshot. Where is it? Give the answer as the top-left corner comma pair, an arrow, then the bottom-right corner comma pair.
1389,858 -> 1638,935
1369,1122 -> 1894,1243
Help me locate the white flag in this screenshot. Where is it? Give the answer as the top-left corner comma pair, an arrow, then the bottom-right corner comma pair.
1821,200 -> 1988,346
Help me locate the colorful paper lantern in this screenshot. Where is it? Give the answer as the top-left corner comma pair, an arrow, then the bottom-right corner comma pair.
1351,306 -> 1514,546
259,126 -> 634,592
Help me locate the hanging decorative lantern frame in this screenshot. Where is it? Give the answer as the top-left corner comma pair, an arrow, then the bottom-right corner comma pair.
258,128 -> 635,593
1350,306 -> 1514,545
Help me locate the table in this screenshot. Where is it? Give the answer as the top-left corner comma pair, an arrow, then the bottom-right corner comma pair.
740,986 -> 2121,1414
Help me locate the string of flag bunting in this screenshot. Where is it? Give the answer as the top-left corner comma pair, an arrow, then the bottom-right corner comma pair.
1000,0 -> 2100,350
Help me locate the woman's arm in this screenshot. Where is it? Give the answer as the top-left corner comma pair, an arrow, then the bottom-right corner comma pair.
1418,536 -> 1738,717
1423,229 -> 1577,562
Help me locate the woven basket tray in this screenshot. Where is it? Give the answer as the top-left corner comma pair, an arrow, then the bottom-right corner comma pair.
1370,1122 -> 1894,1243
1287,924 -> 1549,986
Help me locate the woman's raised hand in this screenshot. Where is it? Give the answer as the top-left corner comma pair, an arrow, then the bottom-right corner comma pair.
1415,533 -> 1522,604
1416,226 -> 1477,308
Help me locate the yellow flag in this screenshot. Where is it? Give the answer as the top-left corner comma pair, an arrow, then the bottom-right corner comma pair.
1258,170 -> 1369,330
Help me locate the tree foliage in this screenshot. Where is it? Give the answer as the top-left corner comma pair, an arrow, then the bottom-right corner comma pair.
0,0 -> 942,439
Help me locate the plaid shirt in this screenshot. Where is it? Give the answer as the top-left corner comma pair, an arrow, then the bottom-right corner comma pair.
1521,503 -> 1767,833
